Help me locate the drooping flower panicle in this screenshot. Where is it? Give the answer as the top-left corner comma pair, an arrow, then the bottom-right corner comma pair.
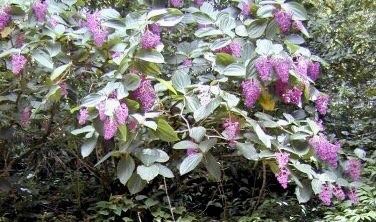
149,23 -> 161,35
141,31 -> 161,49
332,185 -> 345,201
255,57 -> 272,82
131,76 -> 157,112
309,135 -> 340,168
11,54 -> 27,75
170,0 -> 184,8
86,11 -> 108,47
275,152 -> 289,168
103,118 -> 118,140
319,184 -> 332,206
78,108 -> 89,125
272,57 -> 291,83
194,0 -> 205,7
274,10 -> 292,33
345,159 -> 361,181
315,94 -> 330,115
276,167 -> 290,189
281,87 -> 302,106
0,7 -> 11,31
308,61 -> 321,81
222,118 -> 240,146
347,187 -> 359,204
115,103 -> 129,125
241,79 -> 261,108
32,0 -> 48,22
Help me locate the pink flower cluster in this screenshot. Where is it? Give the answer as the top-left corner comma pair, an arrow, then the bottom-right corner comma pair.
274,10 -> 292,33
315,94 -> 330,115
149,23 -> 161,35
32,0 -> 48,22
11,54 -> 27,75
319,184 -> 357,205
78,108 -> 89,125
194,0 -> 205,7
216,41 -> 242,58
295,57 -> 309,77
272,57 -> 291,83
20,107 -> 31,128
255,57 -> 272,82
345,159 -> 361,181
182,58 -> 193,67
309,135 -> 340,168
170,0 -> 184,8
96,100 -> 129,140
275,152 -> 290,189
222,118 -> 240,147
0,7 -> 11,31
86,11 -> 108,47
281,87 -> 302,106
141,31 -> 161,49
131,76 -> 156,112
187,147 -> 198,156
240,2 -> 250,17
319,184 -> 333,206
308,61 -> 321,81
241,79 -> 261,108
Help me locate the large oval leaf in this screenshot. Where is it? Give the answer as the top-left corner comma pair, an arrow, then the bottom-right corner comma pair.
179,153 -> 203,175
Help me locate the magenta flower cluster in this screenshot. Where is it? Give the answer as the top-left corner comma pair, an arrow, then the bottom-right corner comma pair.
332,185 -> 345,201
272,57 -> 291,83
20,107 -> 31,128
255,57 -> 272,81
182,58 -> 193,67
319,184 -> 333,206
222,118 -> 240,147
32,0 -> 48,22
347,187 -> 359,204
186,147 -> 198,156
216,41 -> 242,57
149,23 -> 161,35
275,152 -> 290,189
274,10 -> 292,33
194,0 -> 205,7
309,135 -> 340,168
86,11 -> 108,47
345,159 -> 361,181
78,108 -> 89,125
240,2 -> 250,17
241,79 -> 261,108
131,76 -> 157,112
0,7 -> 11,31
315,94 -> 330,115
295,57 -> 309,77
308,61 -> 321,81
170,0 -> 183,8
11,54 -> 27,75
282,87 -> 302,106
141,31 -> 161,49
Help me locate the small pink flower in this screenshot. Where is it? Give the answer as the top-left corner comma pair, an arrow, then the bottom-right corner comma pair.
275,152 -> 289,168
347,187 -> 359,205
332,185 -> 345,201
319,184 -> 332,206
0,7 -> 11,31
103,118 -> 118,140
315,94 -> 330,115
115,103 -> 129,125
345,159 -> 361,181
222,118 -> 240,147
140,31 -> 161,49
281,87 -> 302,106
274,10 -> 292,33
255,57 -> 272,82
276,167 -> 290,189
241,79 -> 261,108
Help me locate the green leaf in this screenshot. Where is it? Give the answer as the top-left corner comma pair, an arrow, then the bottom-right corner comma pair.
117,156 -> 135,185
193,98 -> 221,122
50,62 -> 72,81
155,118 -> 179,142
81,133 -> 98,158
204,153 -> 221,181
311,179 -> 322,195
255,39 -> 273,56
172,69 -> 191,94
32,49 -> 54,69
173,140 -> 198,150
137,164 -> 159,182
156,78 -> 177,95
248,20 -> 268,39
100,8 -> 121,20
254,123 -> 272,148
222,64 -> 246,77
123,74 -> 141,91
127,174 -> 146,194
71,125 -> 95,135
195,27 -> 223,38
257,5 -> 276,18
118,125 -> 128,142
198,138 -> 217,153
236,142 -> 259,160
135,49 -> 165,63
295,182 -> 312,203
282,2 -> 308,20
179,153 -> 203,175
216,53 -> 235,66
156,163 -> 174,178
189,127 -> 206,143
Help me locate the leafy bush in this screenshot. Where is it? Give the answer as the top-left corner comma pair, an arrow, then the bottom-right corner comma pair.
0,0 -> 367,220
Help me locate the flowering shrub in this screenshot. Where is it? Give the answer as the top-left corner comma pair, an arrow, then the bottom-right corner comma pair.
0,0 -> 363,206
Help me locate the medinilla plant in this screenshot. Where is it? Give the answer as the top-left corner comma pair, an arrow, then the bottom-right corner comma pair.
0,0 -> 364,206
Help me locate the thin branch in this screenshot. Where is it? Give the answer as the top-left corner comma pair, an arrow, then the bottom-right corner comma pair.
163,177 -> 175,222
254,162 -> 267,211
